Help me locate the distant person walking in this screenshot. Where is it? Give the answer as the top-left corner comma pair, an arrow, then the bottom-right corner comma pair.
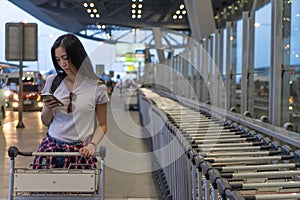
37,73 -> 45,92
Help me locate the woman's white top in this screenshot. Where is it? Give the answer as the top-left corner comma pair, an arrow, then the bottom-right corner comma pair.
42,74 -> 110,142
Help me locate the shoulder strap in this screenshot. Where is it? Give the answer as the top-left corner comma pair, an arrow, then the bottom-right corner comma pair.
50,72 -> 66,93
98,78 -> 105,85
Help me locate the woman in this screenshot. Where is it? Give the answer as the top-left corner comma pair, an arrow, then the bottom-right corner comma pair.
33,34 -> 109,169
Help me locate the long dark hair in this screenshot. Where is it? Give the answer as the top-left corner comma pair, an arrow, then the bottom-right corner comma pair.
51,33 -> 99,82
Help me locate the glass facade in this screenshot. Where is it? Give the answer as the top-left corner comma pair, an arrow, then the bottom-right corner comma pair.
143,0 -> 300,133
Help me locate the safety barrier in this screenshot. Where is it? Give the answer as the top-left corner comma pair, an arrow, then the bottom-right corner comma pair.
138,88 -> 300,200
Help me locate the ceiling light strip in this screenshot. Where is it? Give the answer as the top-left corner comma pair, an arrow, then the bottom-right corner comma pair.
173,3 -> 186,20
82,1 -> 100,18
132,0 -> 143,19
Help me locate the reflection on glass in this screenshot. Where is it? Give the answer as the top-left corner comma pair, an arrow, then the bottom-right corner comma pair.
236,20 -> 243,113
253,3 -> 271,119
223,28 -> 227,78
286,0 -> 300,132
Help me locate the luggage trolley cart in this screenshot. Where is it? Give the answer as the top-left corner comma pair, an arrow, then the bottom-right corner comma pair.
7,146 -> 106,200
123,87 -> 138,110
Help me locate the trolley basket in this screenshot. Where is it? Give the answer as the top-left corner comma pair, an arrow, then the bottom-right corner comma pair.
7,146 -> 106,200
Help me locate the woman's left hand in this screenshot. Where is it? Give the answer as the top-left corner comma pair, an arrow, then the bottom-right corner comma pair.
79,144 -> 95,157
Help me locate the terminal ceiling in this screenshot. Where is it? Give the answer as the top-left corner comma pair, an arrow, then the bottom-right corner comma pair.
8,0 -> 271,44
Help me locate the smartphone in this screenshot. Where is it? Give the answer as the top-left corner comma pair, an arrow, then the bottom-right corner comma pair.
40,93 -> 64,106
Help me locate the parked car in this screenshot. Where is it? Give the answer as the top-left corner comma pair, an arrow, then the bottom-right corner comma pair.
4,71 -> 39,107
11,82 -> 43,111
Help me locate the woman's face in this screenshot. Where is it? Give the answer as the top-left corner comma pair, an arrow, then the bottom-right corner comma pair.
55,46 -> 76,75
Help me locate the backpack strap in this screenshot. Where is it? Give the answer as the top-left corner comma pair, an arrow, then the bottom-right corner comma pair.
50,72 -> 66,94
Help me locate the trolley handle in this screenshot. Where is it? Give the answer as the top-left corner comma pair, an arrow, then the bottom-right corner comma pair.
8,146 -> 106,159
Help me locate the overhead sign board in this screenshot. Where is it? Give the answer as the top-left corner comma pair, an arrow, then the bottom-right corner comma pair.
116,42 -> 145,63
5,22 -> 37,61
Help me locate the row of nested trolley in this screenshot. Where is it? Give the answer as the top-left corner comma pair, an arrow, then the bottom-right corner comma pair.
138,88 -> 300,200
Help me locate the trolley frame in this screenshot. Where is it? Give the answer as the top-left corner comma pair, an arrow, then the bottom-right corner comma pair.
7,146 -> 106,200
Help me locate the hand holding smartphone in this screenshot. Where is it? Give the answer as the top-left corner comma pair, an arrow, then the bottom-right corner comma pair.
40,93 -> 64,106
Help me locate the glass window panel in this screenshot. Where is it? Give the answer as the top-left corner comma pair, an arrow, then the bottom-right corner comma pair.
253,3 -> 271,119
236,19 -> 243,113
223,28 -> 227,79
236,20 -> 243,76
285,0 -> 300,132
290,1 -> 300,66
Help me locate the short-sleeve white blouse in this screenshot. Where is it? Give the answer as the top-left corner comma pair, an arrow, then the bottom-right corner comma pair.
41,74 -> 110,142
